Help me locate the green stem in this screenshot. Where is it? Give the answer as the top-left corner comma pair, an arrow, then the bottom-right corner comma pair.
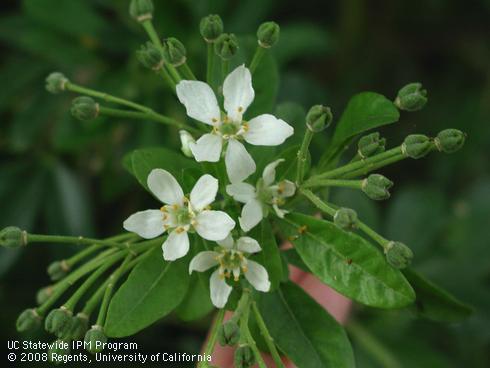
179,62 -> 196,80
302,178 -> 363,189
199,308 -> 225,368
306,147 -> 402,183
240,301 -> 267,368
249,46 -> 266,75
251,301 -> 285,368
301,189 -> 389,248
26,233 -> 129,249
66,82 -> 151,113
65,244 -> 102,268
340,153 -> 406,179
98,106 -> 200,134
97,254 -> 134,326
347,321 -> 402,368
81,248 -> 152,316
221,59 -> 229,85
296,128 -> 314,185
37,249 -> 123,315
156,67 -> 176,90
206,43 -> 215,88
63,256 -> 119,311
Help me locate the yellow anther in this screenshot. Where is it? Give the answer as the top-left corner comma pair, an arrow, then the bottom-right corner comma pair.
298,225 -> 308,234
241,266 -> 248,273
238,106 -> 243,113
288,235 -> 299,241
175,227 -> 185,234
212,118 -> 218,123
172,204 -> 179,210
160,206 -> 168,212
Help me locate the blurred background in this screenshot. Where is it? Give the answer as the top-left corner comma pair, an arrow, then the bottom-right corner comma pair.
0,0 -> 489,366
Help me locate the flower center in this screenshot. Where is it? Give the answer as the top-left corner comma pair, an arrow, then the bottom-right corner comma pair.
218,121 -> 240,136
217,249 -> 248,281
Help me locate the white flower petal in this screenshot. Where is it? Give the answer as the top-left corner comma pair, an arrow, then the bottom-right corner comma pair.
223,65 -> 255,122
123,210 -> 165,239
194,210 -> 235,241
176,80 -> 220,125
280,180 -> 296,198
210,269 -> 233,308
190,174 -> 218,211
225,139 -> 256,183
262,159 -> 285,186
272,203 -> 289,218
244,114 -> 294,146
189,133 -> 223,162
217,234 -> 234,249
244,260 -> 271,292
147,169 -> 184,205
162,230 -> 190,261
236,237 -> 261,253
189,251 -> 220,274
226,182 -> 256,203
239,199 -> 263,232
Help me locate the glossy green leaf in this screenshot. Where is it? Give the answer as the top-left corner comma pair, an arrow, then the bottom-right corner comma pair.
278,213 -> 415,308
258,282 -> 355,368
403,268 -> 472,322
175,272 -> 214,322
123,147 -> 199,192
249,221 -> 284,290
105,246 -> 189,337
331,92 -> 400,146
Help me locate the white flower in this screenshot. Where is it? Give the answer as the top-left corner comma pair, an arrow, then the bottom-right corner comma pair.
226,159 -> 296,232
176,65 -> 294,184
123,169 -> 235,261
189,234 -> 271,308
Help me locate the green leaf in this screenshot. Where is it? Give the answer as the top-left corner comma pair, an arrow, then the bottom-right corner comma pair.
403,268 -> 473,322
249,221 -> 284,290
278,213 -> 415,308
105,246 -> 189,337
175,272 -> 214,322
331,92 -> 399,147
258,282 -> 355,368
123,147 -> 199,192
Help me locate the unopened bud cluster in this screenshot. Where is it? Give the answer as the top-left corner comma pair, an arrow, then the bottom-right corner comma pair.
362,174 -> 393,200
358,132 -> 386,158
395,82 -> 427,111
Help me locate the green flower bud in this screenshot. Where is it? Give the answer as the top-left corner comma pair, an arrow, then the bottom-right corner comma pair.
306,105 -> 333,133
435,129 -> 466,153
45,307 -> 73,338
47,260 -> 70,281
385,241 -> 413,269
71,97 -> 99,122
45,72 -> 69,94
333,208 -> 358,231
402,134 -> 432,159
84,325 -> 107,354
136,41 -> 164,71
394,82 -> 427,111
162,37 -> 187,67
362,174 -> 393,200
234,345 -> 256,368
36,286 -> 55,305
257,21 -> 280,48
358,132 -> 386,158
16,308 -> 42,332
199,14 -> 224,42
48,340 -> 70,365
129,0 -> 153,22
179,130 -> 195,158
218,320 -> 240,346
68,313 -> 89,340
0,226 -> 27,248
214,33 -> 239,61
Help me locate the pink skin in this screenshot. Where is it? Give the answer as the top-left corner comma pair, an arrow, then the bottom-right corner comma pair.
206,259 -> 351,367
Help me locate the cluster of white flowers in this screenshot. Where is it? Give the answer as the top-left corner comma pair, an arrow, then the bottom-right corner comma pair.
123,66 -> 295,308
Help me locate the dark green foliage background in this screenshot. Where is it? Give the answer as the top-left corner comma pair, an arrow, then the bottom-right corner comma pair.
0,0 -> 489,366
